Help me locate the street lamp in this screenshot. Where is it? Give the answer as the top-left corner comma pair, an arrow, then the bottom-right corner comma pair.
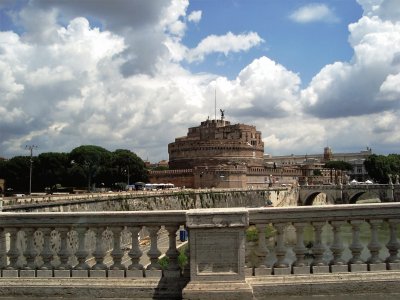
26,145 -> 38,195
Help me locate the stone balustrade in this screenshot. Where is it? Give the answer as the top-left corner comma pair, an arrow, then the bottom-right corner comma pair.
248,203 -> 400,275
0,203 -> 400,298
0,210 -> 186,278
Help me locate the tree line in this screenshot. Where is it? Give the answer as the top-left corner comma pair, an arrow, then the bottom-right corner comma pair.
364,154 -> 400,184
0,145 -> 148,194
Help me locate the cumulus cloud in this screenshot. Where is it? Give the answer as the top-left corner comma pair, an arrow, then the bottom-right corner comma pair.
188,10 -> 202,23
211,57 -> 301,119
1,0 -> 400,162
186,31 -> 264,63
302,3 -> 400,118
289,3 -> 339,24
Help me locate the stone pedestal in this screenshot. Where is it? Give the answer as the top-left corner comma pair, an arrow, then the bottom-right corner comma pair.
330,264 -> 349,273
182,208 -> 253,300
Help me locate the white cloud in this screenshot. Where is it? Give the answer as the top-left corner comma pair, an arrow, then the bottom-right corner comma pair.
188,10 -> 202,23
289,3 -> 339,24
186,31 -> 264,63
301,6 -> 400,118
1,0 -> 400,162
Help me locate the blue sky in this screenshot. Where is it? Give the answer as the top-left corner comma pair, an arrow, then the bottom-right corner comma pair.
0,0 -> 400,161
184,0 -> 362,85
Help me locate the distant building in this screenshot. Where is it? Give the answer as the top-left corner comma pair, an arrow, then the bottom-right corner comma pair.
264,147 -> 373,182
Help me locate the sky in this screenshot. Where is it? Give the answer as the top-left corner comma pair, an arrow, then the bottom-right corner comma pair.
1,0 -> 400,162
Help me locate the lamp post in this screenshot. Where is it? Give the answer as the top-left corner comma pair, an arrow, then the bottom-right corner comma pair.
26,145 -> 38,195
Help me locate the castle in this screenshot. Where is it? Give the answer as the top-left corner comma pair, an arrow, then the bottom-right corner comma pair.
149,113 -> 300,188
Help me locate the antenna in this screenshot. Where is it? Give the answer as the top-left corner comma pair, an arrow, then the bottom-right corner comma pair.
214,88 -> 217,121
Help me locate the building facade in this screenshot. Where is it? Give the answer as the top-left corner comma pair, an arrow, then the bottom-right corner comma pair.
264,147 -> 373,182
150,115 -> 300,189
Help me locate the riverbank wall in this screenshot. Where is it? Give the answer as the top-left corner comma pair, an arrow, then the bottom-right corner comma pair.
1,187 -> 298,212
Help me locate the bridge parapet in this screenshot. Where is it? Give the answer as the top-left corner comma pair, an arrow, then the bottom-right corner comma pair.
1,204 -> 400,298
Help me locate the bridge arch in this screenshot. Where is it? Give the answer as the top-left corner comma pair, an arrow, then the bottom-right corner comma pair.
348,191 -> 381,204
303,192 -> 335,206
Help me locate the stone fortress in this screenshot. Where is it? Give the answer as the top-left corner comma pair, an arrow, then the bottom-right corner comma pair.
150,110 -> 374,188
150,111 -> 300,189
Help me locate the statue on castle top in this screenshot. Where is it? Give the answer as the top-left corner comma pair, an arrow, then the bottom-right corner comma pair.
396,174 -> 399,185
220,109 -> 225,120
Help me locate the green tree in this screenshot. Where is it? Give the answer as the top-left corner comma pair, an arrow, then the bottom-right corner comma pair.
324,160 -> 353,184
69,145 -> 111,191
35,152 -> 70,191
364,154 -> 400,183
0,156 -> 32,193
111,149 -> 148,186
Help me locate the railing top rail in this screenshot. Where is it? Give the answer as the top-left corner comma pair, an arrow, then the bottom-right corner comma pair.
0,210 -> 187,227
248,202 -> 400,224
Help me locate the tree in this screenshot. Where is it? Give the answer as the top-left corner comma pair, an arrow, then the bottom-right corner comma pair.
69,145 -> 111,191
0,156 -> 32,193
364,154 -> 400,183
324,160 -> 353,184
35,152 -> 70,191
110,149 -> 148,186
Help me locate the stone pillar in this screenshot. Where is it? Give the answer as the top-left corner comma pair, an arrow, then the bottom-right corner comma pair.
183,208 -> 253,300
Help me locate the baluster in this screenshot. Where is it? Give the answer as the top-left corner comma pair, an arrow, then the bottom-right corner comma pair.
256,224 -> 268,273
22,227 -> 37,270
6,227 -> 19,270
367,220 -> 383,265
146,226 -> 161,270
127,226 -> 143,271
110,226 -> 125,270
165,225 -> 180,277
330,221 -> 346,265
0,227 -> 7,269
349,220 -> 364,265
91,226 -> 107,270
311,222 -> 326,267
56,227 -> 71,270
386,219 -> 400,264
74,227 -> 89,270
39,227 -> 54,270
273,223 -> 288,268
292,222 -> 308,269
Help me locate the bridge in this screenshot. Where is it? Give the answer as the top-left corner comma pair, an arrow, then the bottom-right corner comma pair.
299,183 -> 400,206
0,203 -> 400,299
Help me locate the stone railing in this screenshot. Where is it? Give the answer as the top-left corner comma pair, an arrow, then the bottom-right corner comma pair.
247,203 -> 400,275
0,203 -> 400,299
0,211 -> 186,278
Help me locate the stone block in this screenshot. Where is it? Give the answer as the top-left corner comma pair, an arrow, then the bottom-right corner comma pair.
244,267 -> 254,277
19,270 -> 36,277
163,269 -> 181,278
254,267 -> 272,276
126,269 -> 144,278
108,270 -> 125,278
186,208 -> 248,282
330,264 -> 349,273
183,281 -> 253,300
36,270 -> 53,278
349,264 -> 368,272
71,270 -> 89,277
89,270 -> 107,278
53,270 -> 71,278
312,265 -> 330,274
145,269 -> 162,278
273,267 -> 291,275
2,270 -> 19,277
368,263 -> 387,271
292,266 -> 311,275
387,262 -> 400,270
